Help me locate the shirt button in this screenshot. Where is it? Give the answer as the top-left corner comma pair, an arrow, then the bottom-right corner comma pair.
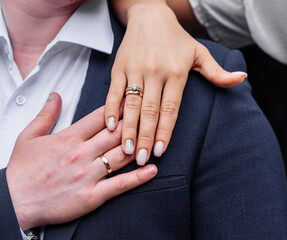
16,95 -> 26,106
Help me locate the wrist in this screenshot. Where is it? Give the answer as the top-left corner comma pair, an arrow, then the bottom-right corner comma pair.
15,205 -> 41,230
127,1 -> 175,25
6,171 -> 41,229
9,192 -> 41,230
127,0 -> 168,18
112,0 -> 168,26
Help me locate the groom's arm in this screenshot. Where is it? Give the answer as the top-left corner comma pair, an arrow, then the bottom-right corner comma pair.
191,43 -> 287,238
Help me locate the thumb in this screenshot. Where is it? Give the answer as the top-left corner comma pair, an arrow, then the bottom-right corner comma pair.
193,44 -> 247,88
21,92 -> 62,140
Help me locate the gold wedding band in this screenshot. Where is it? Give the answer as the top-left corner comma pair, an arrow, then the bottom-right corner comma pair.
125,84 -> 144,98
125,90 -> 143,97
100,155 -> 112,174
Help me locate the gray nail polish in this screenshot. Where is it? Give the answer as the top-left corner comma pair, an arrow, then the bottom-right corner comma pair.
231,71 -> 247,76
154,141 -> 164,157
125,139 -> 134,154
108,117 -> 115,130
137,149 -> 147,166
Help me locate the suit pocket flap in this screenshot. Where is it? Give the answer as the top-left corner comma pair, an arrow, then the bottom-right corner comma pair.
127,175 -> 187,195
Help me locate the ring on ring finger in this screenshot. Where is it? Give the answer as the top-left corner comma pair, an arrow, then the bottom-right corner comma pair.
125,84 -> 144,97
100,154 -> 113,174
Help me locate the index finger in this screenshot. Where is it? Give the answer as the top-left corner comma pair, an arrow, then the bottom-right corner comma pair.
62,103 -> 123,141
63,105 -> 106,140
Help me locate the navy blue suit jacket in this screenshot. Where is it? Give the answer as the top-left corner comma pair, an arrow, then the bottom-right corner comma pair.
1,5 -> 287,240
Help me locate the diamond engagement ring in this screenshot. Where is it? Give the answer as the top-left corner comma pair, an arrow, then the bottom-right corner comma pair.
125,84 -> 144,97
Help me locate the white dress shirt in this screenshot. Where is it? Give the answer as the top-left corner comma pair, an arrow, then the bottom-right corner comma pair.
0,0 -> 114,169
190,0 -> 287,64
0,0 -> 114,239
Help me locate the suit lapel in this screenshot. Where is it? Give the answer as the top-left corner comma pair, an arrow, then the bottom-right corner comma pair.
44,3 -> 125,239
44,51 -> 112,240
72,50 -> 113,122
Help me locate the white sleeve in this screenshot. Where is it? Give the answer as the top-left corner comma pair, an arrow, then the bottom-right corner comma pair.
20,227 -> 44,240
189,0 -> 287,64
244,0 -> 287,64
189,0 -> 254,49
20,228 -> 32,240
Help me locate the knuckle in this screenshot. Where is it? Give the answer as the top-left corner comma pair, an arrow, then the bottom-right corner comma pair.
139,134 -> 154,144
66,149 -> 85,165
111,66 -> 124,77
124,62 -> 141,76
108,88 -> 123,99
110,126 -> 122,139
146,63 -> 160,76
156,125 -> 170,136
94,110 -> 105,124
195,44 -> 210,64
143,54 -> 160,76
115,178 -> 128,192
197,44 -> 209,55
37,112 -> 57,125
160,101 -> 178,118
125,96 -> 142,110
57,131 -> 74,145
141,104 -> 159,120
209,65 -> 223,84
135,171 -> 142,184
111,68 -> 118,78
214,64 -> 223,74
114,147 -> 127,163
93,192 -> 106,207
81,188 -> 95,208
169,65 -> 185,79
72,168 -> 86,182
122,125 -> 137,135
129,65 -> 141,74
126,60 -> 140,72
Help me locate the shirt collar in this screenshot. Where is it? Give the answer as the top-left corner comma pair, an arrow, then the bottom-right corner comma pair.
54,0 -> 114,54
0,6 -> 10,44
0,0 -> 114,55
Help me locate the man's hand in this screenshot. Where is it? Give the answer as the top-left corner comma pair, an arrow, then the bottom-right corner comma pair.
6,93 -> 157,229
106,1 -> 247,166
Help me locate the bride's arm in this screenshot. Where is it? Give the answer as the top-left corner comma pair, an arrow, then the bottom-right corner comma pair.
105,0 -> 247,166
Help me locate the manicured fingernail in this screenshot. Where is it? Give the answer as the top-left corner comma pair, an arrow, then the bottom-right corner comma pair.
231,71 -> 247,77
137,149 -> 147,166
125,139 -> 134,154
147,165 -> 157,176
154,141 -> 164,157
107,117 -> 116,130
47,93 -> 56,103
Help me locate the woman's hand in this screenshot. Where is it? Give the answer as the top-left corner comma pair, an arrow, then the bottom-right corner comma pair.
6,93 -> 157,229
106,1 -> 247,166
